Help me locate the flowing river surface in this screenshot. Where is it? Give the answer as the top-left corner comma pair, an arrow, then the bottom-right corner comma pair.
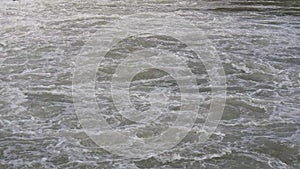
0,0 -> 299,168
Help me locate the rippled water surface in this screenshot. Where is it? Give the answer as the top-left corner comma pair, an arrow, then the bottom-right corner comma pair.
0,0 -> 300,168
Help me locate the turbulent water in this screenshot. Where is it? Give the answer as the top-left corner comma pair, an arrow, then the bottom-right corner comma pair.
0,0 -> 300,168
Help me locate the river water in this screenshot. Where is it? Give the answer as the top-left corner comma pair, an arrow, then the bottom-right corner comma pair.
0,0 -> 299,168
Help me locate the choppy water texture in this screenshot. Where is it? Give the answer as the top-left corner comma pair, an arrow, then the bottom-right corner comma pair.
0,0 -> 300,168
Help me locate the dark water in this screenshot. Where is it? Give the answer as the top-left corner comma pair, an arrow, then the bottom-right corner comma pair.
0,0 -> 299,168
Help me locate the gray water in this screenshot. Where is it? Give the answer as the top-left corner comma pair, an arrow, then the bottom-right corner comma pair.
0,0 -> 300,168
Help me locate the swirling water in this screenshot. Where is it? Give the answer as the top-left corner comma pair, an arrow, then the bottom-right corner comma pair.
0,0 -> 299,168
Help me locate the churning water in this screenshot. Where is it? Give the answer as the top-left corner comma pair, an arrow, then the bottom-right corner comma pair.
0,0 -> 299,168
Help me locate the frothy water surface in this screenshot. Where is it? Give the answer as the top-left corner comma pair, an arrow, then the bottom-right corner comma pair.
0,0 -> 299,168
